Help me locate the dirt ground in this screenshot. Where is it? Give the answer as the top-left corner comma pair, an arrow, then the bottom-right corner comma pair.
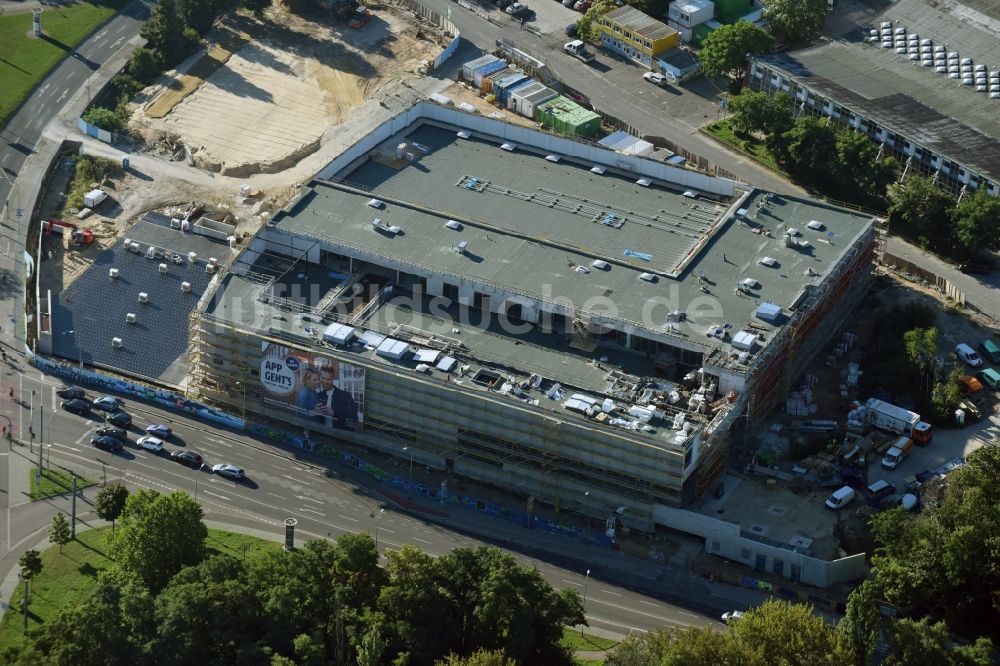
131,7 -> 442,177
437,80 -> 540,129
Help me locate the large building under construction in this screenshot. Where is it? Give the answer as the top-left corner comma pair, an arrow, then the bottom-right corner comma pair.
189,104 -> 878,532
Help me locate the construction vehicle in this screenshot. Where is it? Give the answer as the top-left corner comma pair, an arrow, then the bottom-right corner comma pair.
319,0 -> 361,20
349,7 -> 372,28
865,398 -> 933,444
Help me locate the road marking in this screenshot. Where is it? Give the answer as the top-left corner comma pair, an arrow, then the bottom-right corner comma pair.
600,589 -> 623,597
337,514 -> 359,522
677,610 -> 698,618
377,527 -> 394,534
299,507 -> 325,516
39,83 -> 50,94
267,492 -> 287,500
639,600 -> 658,607
296,495 -> 324,505
413,537 -> 432,544
590,598 -> 695,627
74,431 -> 91,446
561,579 -> 583,587
56,88 -> 70,104
202,490 -> 231,501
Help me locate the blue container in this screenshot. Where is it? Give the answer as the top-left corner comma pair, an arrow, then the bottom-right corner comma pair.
493,73 -> 529,105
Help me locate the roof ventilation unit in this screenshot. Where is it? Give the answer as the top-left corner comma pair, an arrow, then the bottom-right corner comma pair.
455,240 -> 470,254
639,272 -> 657,282
112,337 -> 123,349
759,256 -> 777,267
181,281 -> 192,293
456,131 -> 472,139
575,265 -> 590,274
500,142 -> 517,151
741,278 -> 761,290
806,220 -> 825,230
126,313 -> 137,324
591,259 -> 609,270
130,242 -> 141,253
445,220 -> 462,230
109,268 -> 119,279
188,252 -> 197,263
545,154 -> 561,162
636,178 -> 651,187
368,198 -> 385,209
370,218 -> 382,230
159,263 -> 168,274
387,225 -> 402,235
590,166 -> 606,175
138,292 -> 149,303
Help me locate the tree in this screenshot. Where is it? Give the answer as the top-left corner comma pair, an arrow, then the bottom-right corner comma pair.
870,445 -> 1000,641
839,580 -> 882,666
951,187 -> 1000,252
903,326 -> 938,399
95,484 -> 130,531
886,175 -> 954,248
727,90 -> 794,139
127,47 -> 164,83
49,513 -> 72,553
437,649 -> 519,666
107,489 -> 207,592
930,360 -> 963,421
29,583 -> 140,665
140,0 -> 191,66
19,549 -> 42,583
777,116 -> 837,184
763,0 -> 829,43
835,129 -> 896,204
699,21 -> 773,92
81,107 -> 122,133
355,623 -> 387,666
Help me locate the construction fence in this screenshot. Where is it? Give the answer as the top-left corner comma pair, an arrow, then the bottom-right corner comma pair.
880,252 -> 966,305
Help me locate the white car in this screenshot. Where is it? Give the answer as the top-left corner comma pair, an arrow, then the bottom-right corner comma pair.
212,463 -> 245,481
643,71 -> 667,86
955,343 -> 983,367
721,610 -> 743,623
136,436 -> 165,454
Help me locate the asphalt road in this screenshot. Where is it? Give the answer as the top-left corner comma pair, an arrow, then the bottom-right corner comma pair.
427,0 -> 802,194
0,0 -> 150,221
0,367 -> 750,637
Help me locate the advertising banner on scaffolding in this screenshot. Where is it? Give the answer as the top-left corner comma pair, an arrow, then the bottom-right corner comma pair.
260,341 -> 365,433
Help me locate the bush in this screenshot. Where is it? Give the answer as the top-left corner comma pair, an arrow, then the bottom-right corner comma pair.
81,106 -> 122,132
126,47 -> 163,83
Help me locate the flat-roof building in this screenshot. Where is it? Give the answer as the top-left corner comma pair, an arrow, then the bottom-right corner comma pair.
188,104 -> 878,566
751,0 -> 1000,196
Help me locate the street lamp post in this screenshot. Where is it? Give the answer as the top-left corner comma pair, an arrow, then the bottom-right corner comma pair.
581,569 -> 591,636
583,491 -> 592,538
402,446 -> 413,497
29,390 -> 34,453
46,444 -> 51,469
194,463 -> 202,502
234,381 -> 247,420
374,508 -> 385,551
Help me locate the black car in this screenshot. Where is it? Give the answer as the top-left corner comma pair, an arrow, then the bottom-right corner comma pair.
510,5 -> 532,19
106,411 -> 132,427
171,450 -> 204,468
95,425 -> 128,441
92,435 -> 124,453
565,22 -> 578,37
57,387 -> 86,400
62,398 -> 92,416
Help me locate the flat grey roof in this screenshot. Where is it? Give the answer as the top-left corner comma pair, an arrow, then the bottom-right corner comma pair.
269,124 -> 874,349
757,0 -> 1000,183
51,215 -> 232,385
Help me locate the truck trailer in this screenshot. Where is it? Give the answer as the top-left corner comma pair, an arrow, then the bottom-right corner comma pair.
865,399 -> 933,444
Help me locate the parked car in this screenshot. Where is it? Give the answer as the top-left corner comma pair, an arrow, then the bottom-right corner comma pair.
978,367 -> 1000,390
509,4 -> 532,18
137,436 -> 166,454
95,425 -> 127,441
61,398 -> 92,416
573,0 -> 591,10
212,463 -> 245,480
643,71 -> 667,86
92,435 -> 123,453
958,375 -> 983,393
495,0 -> 513,9
171,450 -> 203,468
92,396 -> 121,412
867,479 -> 895,501
106,411 -> 132,428
56,387 -> 86,400
956,343 -> 983,367
721,610 -> 743,623
146,424 -> 172,439
825,486 -> 856,510
958,261 -> 993,275
564,22 -> 578,37
562,0 -> 575,7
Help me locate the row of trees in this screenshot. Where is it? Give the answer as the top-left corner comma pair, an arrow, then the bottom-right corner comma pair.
887,175 -> 1000,254
6,487 -> 584,666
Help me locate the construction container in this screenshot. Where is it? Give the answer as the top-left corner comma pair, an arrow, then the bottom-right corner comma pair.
714,0 -> 752,23
509,81 -> 558,116
667,0 -> 714,28
667,19 -> 693,43
493,73 -> 531,106
482,67 -> 516,94
534,96 -> 602,138
463,55 -> 502,85
692,22 -> 714,45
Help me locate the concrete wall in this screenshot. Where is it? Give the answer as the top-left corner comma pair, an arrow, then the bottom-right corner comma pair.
652,505 -> 866,588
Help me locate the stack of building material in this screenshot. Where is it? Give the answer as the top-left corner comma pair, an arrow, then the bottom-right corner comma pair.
785,391 -> 814,416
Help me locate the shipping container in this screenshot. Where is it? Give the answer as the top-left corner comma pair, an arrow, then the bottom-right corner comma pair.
535,96 -> 602,138
509,81 -> 558,116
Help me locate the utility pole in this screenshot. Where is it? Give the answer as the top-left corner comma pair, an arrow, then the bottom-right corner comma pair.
71,476 -> 77,537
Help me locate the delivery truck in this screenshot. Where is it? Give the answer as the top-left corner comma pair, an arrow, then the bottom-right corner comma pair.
881,436 -> 914,470
865,398 -> 933,444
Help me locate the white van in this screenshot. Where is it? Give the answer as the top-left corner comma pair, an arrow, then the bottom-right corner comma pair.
956,343 -> 983,367
825,486 -> 856,510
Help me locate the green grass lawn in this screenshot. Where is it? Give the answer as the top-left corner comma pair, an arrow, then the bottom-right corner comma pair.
702,120 -> 784,174
0,1 -> 128,127
29,466 -> 96,500
0,527 -> 282,652
560,627 -> 619,652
